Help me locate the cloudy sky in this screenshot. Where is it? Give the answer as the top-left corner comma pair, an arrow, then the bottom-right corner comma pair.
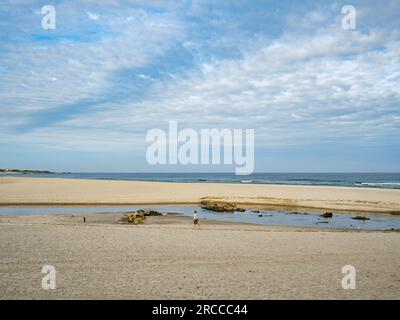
0,0 -> 399,172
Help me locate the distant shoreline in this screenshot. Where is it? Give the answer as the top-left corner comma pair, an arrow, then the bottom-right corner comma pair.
0,169 -> 53,174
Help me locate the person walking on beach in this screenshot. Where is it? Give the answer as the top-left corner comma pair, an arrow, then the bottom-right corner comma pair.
193,211 -> 199,227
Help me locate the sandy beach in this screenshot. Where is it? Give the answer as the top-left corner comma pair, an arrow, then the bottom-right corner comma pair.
1,177 -> 399,299
1,177 -> 400,213
0,213 -> 399,299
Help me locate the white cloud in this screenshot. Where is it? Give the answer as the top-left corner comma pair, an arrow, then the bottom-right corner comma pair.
1,1 -> 399,154
86,11 -> 99,20
0,3 -> 185,128
53,25 -> 399,149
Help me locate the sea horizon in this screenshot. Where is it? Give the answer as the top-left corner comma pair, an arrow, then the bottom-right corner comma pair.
2,172 -> 400,189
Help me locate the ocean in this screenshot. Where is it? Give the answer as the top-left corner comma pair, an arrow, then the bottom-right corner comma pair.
1,172 -> 400,189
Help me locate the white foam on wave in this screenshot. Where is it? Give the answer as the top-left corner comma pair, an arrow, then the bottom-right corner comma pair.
360,182 -> 400,186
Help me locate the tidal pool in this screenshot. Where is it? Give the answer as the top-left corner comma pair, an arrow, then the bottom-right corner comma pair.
0,205 -> 399,231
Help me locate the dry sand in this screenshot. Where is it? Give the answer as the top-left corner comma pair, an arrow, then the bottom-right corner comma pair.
1,176 -> 400,213
0,214 -> 399,299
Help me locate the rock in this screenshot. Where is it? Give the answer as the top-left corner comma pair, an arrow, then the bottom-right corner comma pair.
201,203 -> 231,212
125,213 -> 132,222
201,200 -> 245,213
124,209 -> 163,225
320,212 -> 333,218
258,214 -> 263,217
289,211 -> 299,214
126,212 -> 145,224
137,209 -> 162,216
352,216 -> 370,221
132,218 -> 143,225
252,210 -> 260,213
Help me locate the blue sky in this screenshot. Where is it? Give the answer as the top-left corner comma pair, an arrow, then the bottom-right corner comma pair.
0,0 -> 399,172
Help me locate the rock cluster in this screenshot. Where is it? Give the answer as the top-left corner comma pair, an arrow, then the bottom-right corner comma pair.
201,200 -> 245,213
125,209 -> 162,224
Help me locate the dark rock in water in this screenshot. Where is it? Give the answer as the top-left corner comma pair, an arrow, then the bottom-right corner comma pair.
201,200 -> 245,213
202,203 -> 233,212
258,214 -> 263,217
320,212 -> 333,218
137,209 -> 162,216
352,216 -> 370,221
289,211 -> 299,215
252,210 -> 260,213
